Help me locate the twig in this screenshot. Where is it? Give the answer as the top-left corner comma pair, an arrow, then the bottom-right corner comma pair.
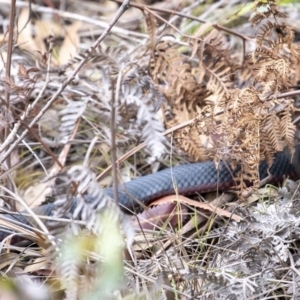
277,89 -> 300,100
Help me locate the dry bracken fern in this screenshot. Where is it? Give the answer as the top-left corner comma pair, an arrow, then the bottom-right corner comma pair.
149,0 -> 300,191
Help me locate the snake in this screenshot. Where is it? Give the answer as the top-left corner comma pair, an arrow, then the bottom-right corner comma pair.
0,147 -> 299,242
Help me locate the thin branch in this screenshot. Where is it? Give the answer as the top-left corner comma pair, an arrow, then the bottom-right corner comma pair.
276,89 -> 300,100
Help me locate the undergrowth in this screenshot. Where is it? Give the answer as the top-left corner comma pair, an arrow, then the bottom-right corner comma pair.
0,0 -> 300,299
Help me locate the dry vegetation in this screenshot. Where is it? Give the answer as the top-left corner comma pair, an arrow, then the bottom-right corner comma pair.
1,0 -> 300,299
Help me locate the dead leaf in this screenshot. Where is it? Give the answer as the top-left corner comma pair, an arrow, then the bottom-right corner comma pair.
17,8 -> 42,53
38,108 -> 61,139
58,22 -> 81,64
132,231 -> 169,252
24,257 -> 48,273
34,19 -> 63,52
22,182 -> 52,210
241,186 -> 279,206
0,253 -> 23,269
285,179 -> 300,194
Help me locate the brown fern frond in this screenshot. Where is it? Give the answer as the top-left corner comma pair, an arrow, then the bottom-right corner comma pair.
190,22 -> 213,61
253,47 -> 280,61
256,58 -> 291,92
251,0 -> 287,26
250,11 -> 268,26
205,62 -> 231,96
158,24 -> 235,160
260,132 -> 276,166
290,45 -> 300,78
204,88 -> 265,191
192,27 -> 233,69
153,41 -> 204,111
256,20 -> 279,46
268,37 -> 287,52
278,101 -> 296,150
191,28 -> 234,97
237,55 -> 258,85
176,128 -> 212,162
144,11 -> 158,59
261,79 -> 277,98
263,113 -> 286,152
167,106 -> 216,161
274,25 -> 295,44
255,0 -> 276,9
257,98 -> 295,167
60,45 -> 126,75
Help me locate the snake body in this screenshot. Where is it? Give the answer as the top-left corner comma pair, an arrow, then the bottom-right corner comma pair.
1,148 -> 299,242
